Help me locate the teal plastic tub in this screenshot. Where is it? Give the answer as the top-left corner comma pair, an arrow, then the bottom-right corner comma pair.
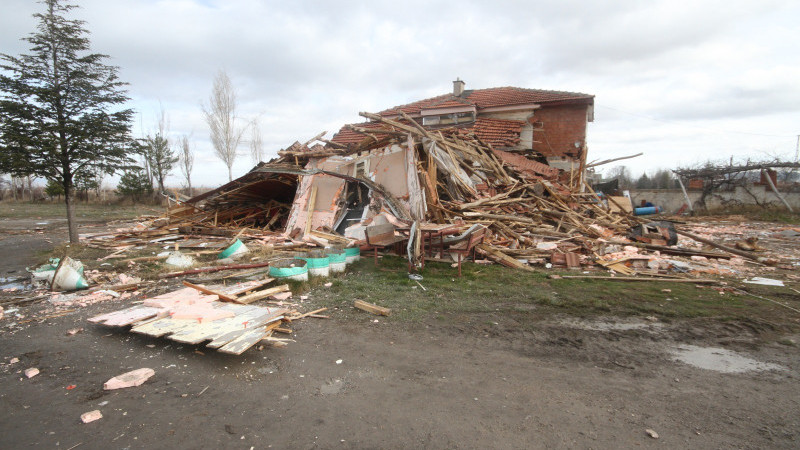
327,248 -> 347,273
218,239 -> 249,259
300,250 -> 330,277
269,258 -> 308,282
344,247 -> 361,264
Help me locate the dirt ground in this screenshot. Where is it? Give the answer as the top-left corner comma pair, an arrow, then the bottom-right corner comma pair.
1,216 -> 799,449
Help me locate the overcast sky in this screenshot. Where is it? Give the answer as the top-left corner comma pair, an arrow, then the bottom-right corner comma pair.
2,0 -> 799,187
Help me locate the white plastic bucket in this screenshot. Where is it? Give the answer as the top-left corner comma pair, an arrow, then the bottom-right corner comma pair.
51,257 -> 88,291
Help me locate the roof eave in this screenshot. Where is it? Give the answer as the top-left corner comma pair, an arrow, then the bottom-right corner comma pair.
420,105 -> 477,116
479,103 -> 541,114
537,97 -> 594,107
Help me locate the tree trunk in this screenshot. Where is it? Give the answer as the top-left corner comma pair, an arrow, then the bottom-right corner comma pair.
64,184 -> 79,243
187,178 -> 192,197
228,165 -> 233,182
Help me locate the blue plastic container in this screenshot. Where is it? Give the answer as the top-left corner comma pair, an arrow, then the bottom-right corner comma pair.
634,206 -> 663,216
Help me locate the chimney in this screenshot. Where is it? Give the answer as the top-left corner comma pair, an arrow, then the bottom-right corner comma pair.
453,78 -> 465,97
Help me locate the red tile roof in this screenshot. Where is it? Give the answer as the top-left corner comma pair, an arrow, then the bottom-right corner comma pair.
379,86 -> 593,116
493,149 -> 561,179
330,117 -> 525,149
329,121 -> 390,145
456,118 -> 524,148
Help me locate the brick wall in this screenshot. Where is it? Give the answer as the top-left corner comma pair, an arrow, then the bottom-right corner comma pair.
532,105 -> 589,157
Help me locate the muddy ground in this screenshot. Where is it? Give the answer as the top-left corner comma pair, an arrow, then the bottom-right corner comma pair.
0,217 -> 798,449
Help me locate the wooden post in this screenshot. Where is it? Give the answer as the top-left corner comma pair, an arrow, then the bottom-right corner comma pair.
763,169 -> 794,213
304,185 -> 317,237
675,176 -> 694,214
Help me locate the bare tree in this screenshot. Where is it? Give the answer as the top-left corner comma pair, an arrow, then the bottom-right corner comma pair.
674,157 -> 800,210
605,165 -> 633,189
250,119 -> 264,164
203,70 -> 247,181
139,107 -> 178,194
178,134 -> 194,196
93,166 -> 105,202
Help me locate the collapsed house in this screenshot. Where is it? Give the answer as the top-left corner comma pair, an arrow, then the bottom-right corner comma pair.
163,82 -> 649,271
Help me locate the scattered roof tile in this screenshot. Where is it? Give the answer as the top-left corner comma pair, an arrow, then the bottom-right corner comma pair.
493,149 -> 561,179
330,121 -> 390,145
456,117 -> 524,148
331,117 -> 525,149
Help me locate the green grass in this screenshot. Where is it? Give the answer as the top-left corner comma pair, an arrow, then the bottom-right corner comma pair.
310,255 -> 799,328
699,206 -> 800,224
34,235 -> 799,332
0,201 -> 158,220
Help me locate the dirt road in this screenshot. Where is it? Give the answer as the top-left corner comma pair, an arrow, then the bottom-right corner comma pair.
1,218 -> 798,449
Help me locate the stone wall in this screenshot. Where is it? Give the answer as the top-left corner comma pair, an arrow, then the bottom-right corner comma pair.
630,185 -> 800,213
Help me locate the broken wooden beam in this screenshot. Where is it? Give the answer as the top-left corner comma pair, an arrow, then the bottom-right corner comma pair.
549,275 -> 719,284
160,262 -> 271,279
675,229 -> 777,265
285,307 -> 329,321
353,300 -> 391,316
182,280 -> 237,302
476,243 -> 536,272
235,284 -> 290,305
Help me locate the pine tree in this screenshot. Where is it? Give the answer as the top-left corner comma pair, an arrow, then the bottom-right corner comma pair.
0,0 -> 134,242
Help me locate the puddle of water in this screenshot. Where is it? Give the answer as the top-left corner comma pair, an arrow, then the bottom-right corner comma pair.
0,277 -> 30,291
561,318 -> 662,331
672,345 -> 784,374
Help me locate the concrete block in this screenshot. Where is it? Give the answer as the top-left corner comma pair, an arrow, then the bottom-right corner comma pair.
104,368 -> 155,390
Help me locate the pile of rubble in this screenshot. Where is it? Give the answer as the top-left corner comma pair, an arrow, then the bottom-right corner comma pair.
132,111 -> 795,279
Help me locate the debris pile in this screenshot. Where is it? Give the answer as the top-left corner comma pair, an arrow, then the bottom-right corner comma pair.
151,111 -> 649,273
65,111 -> 797,279
89,280 -> 326,355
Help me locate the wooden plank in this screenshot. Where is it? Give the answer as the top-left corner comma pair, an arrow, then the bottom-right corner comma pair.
160,262 -> 272,279
167,305 -> 267,344
132,303 -> 248,338
205,309 -> 288,348
608,196 -> 633,214
353,300 -> 391,316
88,305 -> 146,324
304,185 -> 317,236
101,307 -> 163,327
549,275 -> 719,283
213,278 -> 275,297
217,328 -> 270,355
182,280 -> 236,302
235,284 -> 290,305
130,316 -> 195,337
310,230 -> 349,244
476,244 -> 536,272
285,307 -> 328,321
763,168 -> 794,212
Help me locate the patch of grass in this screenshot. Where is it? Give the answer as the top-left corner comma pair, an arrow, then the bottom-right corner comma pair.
40,243 -> 110,266
311,255 -> 799,327
0,201 -> 157,220
698,206 -> 800,224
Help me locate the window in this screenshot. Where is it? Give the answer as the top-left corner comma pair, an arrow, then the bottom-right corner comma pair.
422,112 -> 474,126
354,160 -> 368,178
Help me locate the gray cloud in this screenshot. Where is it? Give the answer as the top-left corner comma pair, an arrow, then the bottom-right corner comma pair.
1,0 -> 799,183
